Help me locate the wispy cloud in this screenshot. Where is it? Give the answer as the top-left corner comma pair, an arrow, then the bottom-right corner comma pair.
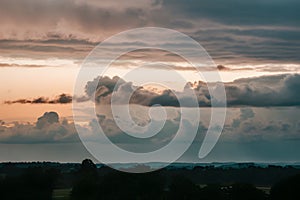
0,63 -> 47,68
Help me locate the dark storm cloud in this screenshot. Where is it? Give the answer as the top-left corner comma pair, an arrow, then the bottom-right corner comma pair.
86,74 -> 300,107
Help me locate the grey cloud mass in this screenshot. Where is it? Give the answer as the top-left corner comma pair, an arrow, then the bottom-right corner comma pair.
0,0 -> 299,64
1,107 -> 300,163
0,112 -> 79,144
86,73 -> 300,107
163,0 -> 300,26
5,73 -> 300,107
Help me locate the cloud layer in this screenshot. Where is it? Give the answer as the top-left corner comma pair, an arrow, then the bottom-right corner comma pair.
0,0 -> 299,64
5,73 -> 300,107
87,73 -> 300,107
1,107 -> 300,162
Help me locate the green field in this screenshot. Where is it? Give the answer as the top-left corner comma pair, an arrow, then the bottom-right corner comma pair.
53,189 -> 71,200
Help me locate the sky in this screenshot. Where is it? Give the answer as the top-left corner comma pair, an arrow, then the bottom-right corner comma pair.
0,0 -> 300,163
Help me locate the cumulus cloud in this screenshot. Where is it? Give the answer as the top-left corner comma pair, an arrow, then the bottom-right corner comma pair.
0,112 -> 80,143
1,106 -> 300,162
0,107 -> 183,149
88,112 -> 181,153
85,76 -> 211,107
85,76 -> 158,106
225,74 -> 300,106
85,73 -> 300,107
36,112 -> 59,129
4,73 -> 300,107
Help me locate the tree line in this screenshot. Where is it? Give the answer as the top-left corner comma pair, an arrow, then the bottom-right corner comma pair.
0,159 -> 299,200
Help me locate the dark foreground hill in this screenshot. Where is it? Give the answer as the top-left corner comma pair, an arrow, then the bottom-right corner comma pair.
1,160 -> 300,200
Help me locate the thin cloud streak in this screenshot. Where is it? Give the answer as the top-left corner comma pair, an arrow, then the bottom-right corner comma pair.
4,94 -> 73,104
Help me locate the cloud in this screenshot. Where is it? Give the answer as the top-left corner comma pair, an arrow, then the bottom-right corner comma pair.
0,62 -> 47,68
163,0 -> 300,26
1,0 -> 298,39
0,107 -> 183,148
88,111 -> 181,153
4,93 -> 73,104
0,0 -> 157,41
85,73 -> 300,107
222,107 -> 300,143
1,106 -> 300,163
4,73 -> 300,107
0,0 -> 299,64
0,112 -> 80,143
217,65 -> 229,71
225,74 -> 300,106
85,76 -> 158,106
231,108 -> 255,128
86,76 -> 208,107
36,112 -> 59,129
0,38 -> 95,59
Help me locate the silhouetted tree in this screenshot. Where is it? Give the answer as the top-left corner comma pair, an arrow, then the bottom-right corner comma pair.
71,159 -> 98,200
